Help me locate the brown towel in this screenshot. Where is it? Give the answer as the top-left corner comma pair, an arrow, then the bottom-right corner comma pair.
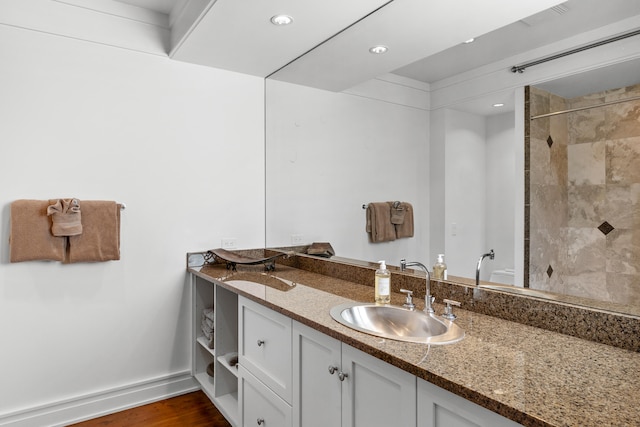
389,201 -> 406,224
47,198 -> 83,236
366,202 -> 396,242
9,200 -> 66,262
67,201 -> 121,263
395,202 -> 414,238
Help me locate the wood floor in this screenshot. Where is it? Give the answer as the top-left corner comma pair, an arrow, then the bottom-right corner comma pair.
68,391 -> 232,427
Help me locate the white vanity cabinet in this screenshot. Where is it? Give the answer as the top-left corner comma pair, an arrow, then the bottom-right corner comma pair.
418,378 -> 522,427
191,273 -> 522,427
238,365 -> 292,427
238,296 -> 293,426
293,321 -> 417,427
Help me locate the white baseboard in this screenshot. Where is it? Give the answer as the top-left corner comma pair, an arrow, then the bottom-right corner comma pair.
0,372 -> 199,427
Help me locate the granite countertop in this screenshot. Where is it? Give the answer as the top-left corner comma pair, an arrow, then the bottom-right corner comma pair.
188,261 -> 640,427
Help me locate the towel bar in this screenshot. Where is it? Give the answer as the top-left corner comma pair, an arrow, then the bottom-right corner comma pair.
119,202 -> 126,210
362,201 -> 401,209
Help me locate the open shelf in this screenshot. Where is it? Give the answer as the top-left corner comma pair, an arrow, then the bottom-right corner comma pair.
192,276 -> 239,426
217,352 -> 239,378
197,335 -> 215,357
215,391 -> 239,426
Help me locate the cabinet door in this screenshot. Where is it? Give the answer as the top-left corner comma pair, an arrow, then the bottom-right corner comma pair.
341,344 -> 417,427
292,321 -> 342,427
239,365 -> 292,427
239,296 -> 292,404
417,378 -> 522,427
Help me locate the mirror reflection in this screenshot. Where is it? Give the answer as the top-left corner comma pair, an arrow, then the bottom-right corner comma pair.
527,61 -> 640,309
265,2 -> 640,316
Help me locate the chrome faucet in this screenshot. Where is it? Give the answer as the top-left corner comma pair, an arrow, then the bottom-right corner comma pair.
476,249 -> 495,287
400,259 -> 434,313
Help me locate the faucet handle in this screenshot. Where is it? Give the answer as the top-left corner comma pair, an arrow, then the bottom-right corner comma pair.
442,299 -> 461,320
400,289 -> 415,310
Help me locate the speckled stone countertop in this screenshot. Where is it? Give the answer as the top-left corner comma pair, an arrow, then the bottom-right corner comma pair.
188,253 -> 640,427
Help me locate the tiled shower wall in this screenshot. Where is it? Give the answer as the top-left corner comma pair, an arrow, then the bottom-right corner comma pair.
527,84 -> 639,306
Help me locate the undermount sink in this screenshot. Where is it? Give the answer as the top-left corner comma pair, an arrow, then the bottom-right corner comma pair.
330,303 -> 465,345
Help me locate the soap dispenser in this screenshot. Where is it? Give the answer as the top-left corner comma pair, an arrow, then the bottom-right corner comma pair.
433,254 -> 448,280
375,260 -> 391,304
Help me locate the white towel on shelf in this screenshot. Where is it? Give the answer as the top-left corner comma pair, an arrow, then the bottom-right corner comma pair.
203,308 -> 214,322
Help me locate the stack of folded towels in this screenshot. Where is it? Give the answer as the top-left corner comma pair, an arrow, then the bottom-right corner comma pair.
201,308 -> 214,349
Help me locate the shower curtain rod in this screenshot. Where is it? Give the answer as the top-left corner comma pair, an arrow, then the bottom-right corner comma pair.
531,94 -> 640,120
511,28 -> 640,73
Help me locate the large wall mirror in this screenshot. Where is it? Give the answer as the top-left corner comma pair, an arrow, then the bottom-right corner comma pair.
265,1 -> 640,317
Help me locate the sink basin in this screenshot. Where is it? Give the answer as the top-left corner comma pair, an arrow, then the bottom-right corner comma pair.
330,303 -> 464,345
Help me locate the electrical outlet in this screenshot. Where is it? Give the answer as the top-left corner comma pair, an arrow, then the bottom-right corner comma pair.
291,234 -> 304,245
221,238 -> 237,249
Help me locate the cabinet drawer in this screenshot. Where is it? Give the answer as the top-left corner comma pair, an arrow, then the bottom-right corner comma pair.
239,296 -> 292,403
239,365 -> 292,427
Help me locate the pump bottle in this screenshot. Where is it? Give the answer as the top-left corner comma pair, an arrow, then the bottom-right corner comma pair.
433,254 -> 448,280
375,260 -> 391,304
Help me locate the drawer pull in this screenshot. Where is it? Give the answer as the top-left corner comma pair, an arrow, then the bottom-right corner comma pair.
338,371 -> 349,381
328,365 -> 338,375
257,339 -> 265,347
257,418 -> 264,425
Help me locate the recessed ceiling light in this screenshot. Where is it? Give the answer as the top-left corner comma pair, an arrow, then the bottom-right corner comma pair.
464,38 -> 475,44
493,103 -> 505,107
369,45 -> 388,54
270,14 -> 293,25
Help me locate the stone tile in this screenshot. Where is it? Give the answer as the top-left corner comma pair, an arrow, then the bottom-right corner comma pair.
566,227 -> 606,274
606,272 -> 640,306
529,87 -> 550,117
550,136 -> 568,185
530,184 -> 567,231
563,271 -> 609,301
567,184 -> 606,227
567,105 -> 606,144
529,136 -> 553,186
604,97 -> 640,140
606,228 -> 640,275
605,183 -> 640,229
606,136 -> 640,184
568,141 -> 606,185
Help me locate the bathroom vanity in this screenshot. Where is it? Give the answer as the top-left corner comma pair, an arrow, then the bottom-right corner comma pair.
187,250 -> 640,427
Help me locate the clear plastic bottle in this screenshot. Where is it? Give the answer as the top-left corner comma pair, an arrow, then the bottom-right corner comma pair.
433,254 -> 448,280
375,260 -> 391,304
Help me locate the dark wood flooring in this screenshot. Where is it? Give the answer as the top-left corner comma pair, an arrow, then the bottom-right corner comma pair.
68,391 -> 232,426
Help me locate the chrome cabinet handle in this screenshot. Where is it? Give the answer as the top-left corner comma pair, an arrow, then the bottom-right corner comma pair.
328,365 -> 338,375
257,339 -> 265,347
257,418 -> 264,425
338,371 -> 348,381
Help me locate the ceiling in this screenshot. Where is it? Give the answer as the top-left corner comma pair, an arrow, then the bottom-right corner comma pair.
117,0 -> 640,110
394,0 -> 640,84
114,0 -> 183,15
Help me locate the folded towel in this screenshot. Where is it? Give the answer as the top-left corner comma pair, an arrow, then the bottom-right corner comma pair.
201,321 -> 214,336
203,308 -> 214,322
306,242 -> 335,257
366,202 -> 396,243
47,198 -> 83,236
201,314 -> 214,330
67,201 -> 121,263
9,200 -> 66,262
201,323 -> 214,343
389,201 -> 406,225
395,202 -> 414,238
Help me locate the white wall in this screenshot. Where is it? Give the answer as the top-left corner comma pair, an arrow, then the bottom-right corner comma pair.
265,79 -> 430,265
435,110 -> 516,281
443,110 -> 487,278
0,24 -> 265,422
485,113 -> 516,278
